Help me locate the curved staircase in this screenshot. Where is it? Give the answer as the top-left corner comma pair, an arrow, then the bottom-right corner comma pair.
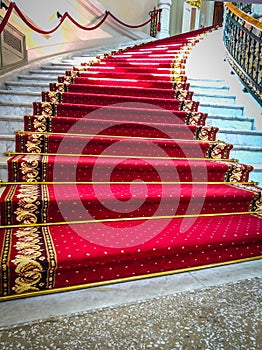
0,27 -> 261,300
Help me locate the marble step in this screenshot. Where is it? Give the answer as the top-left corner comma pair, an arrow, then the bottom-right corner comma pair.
29,69 -> 69,76
40,64 -> 76,70
40,64 -> 74,72
218,129 -> 262,147
0,157 -> 261,185
40,64 -> 75,71
62,58 -> 95,65
0,158 -> 8,182
188,80 -> 230,89
206,115 -> 255,130
0,115 -> 24,134
230,146 -> 262,165
0,134 -> 15,154
194,92 -> 236,105
0,135 -> 15,181
5,78 -> 232,98
5,81 -> 50,91
0,90 -> 41,103
190,85 -> 230,94
0,101 -> 33,116
2,85 -> 235,106
199,103 -> 245,117
18,75 -> 59,82
188,78 -> 225,83
250,165 -> 262,185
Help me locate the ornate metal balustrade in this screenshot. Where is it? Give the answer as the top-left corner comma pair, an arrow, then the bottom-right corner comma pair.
223,3 -> 262,105
236,3 -> 252,14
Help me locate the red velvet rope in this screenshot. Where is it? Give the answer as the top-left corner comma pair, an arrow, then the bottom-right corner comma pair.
14,4 -> 67,35
107,10 -> 160,29
0,2 -> 160,35
0,1 -> 14,33
66,11 -> 109,31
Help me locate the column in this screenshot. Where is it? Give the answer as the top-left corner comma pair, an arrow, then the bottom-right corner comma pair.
156,0 -> 172,39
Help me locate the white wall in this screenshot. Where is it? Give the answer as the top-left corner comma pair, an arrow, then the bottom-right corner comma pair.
170,0 -> 215,35
0,0 -> 151,62
99,0 -> 157,35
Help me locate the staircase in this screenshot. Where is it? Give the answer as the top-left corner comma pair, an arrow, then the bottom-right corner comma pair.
1,61 -> 261,184
0,27 -> 261,300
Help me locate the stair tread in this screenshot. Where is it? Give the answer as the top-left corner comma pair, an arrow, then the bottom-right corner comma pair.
30,70 -> 69,74
219,129 -> 262,135
18,75 -> 58,80
200,102 -> 244,108
0,115 -> 24,120
0,101 -> 32,106
0,134 -> 15,139
0,89 -> 40,96
233,145 -> 262,151
194,92 -> 235,98
188,78 -> 226,82
6,81 -> 49,86
207,114 -> 254,121
190,84 -> 229,89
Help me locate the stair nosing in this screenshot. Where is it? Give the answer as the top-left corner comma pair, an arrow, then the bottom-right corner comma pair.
0,101 -> 32,107
0,115 -> 24,121
218,129 -> 262,135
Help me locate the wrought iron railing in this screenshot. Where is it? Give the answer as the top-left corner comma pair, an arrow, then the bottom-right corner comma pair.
235,2 -> 252,14
223,3 -> 262,105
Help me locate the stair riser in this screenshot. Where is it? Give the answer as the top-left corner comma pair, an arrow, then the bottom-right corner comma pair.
190,86 -> 230,93
6,83 -> 49,91
188,81 -> 229,89
0,105 -> 32,116
40,67 -> 74,72
207,118 -> 254,131
249,169 -> 262,184
0,165 -> 8,182
18,76 -> 58,82
0,118 -> 23,134
30,70 -> 68,76
200,105 -> 244,117
218,132 -> 262,147
0,93 -> 41,103
230,150 -> 262,165
0,137 -> 15,154
195,95 -> 236,104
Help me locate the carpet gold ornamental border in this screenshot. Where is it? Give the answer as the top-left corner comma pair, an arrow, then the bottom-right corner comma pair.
0,255 -> 261,301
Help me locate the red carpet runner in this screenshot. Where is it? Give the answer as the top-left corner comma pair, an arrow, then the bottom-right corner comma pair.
0,27 -> 261,300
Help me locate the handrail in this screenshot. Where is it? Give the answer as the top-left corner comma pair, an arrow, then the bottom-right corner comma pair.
225,2 -> 262,31
223,2 -> 262,106
0,2 -> 161,35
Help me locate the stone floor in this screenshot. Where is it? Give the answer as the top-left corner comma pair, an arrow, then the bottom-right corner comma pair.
0,259 -> 262,349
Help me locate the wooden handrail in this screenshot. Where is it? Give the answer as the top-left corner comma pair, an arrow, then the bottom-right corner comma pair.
225,2 -> 262,31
